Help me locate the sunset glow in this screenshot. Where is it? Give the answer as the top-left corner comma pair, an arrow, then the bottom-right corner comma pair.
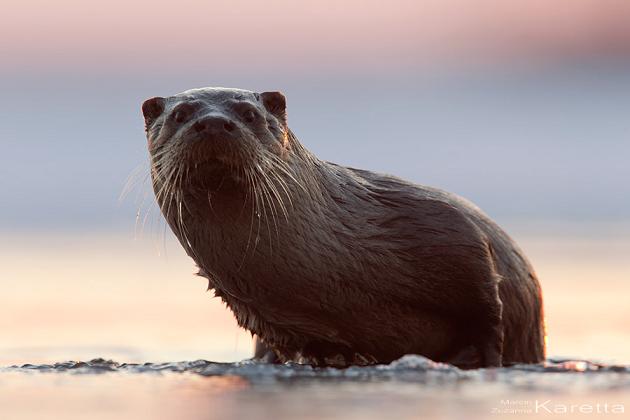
2,0 -> 630,75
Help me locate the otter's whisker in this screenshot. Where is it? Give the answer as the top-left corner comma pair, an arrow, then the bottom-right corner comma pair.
257,174 -> 280,241
251,170 -> 272,255
119,162 -> 149,203
266,153 -> 308,194
237,168 -> 257,271
262,166 -> 290,221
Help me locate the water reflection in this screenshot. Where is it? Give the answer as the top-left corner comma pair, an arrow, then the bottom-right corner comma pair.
1,356 -> 629,420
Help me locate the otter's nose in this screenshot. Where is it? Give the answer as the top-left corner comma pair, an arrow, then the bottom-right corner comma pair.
193,116 -> 237,135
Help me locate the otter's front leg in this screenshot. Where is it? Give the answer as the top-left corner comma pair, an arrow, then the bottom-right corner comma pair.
449,318 -> 503,368
253,336 -> 279,363
478,322 -> 504,367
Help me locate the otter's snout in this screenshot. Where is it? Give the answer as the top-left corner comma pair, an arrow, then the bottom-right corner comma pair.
193,115 -> 237,136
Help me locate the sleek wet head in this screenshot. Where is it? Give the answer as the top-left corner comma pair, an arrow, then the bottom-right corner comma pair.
142,88 -> 293,188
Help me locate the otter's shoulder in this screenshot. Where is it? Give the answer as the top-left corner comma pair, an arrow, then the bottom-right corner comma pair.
335,164 -> 482,216
336,165 -> 532,274
337,164 -> 521,249
318,164 -> 481,243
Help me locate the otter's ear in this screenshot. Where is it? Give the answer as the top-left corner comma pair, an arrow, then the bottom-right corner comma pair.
142,97 -> 165,125
260,91 -> 287,124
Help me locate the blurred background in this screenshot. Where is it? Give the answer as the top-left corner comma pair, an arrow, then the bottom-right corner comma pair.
1,0 -> 629,365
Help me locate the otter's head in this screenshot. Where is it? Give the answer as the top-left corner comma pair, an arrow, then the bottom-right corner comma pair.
142,87 -> 293,193
141,87 -> 313,232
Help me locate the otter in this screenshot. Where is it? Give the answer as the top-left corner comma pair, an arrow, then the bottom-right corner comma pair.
141,87 -> 545,369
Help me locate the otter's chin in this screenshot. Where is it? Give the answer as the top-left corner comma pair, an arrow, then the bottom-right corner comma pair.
186,158 -> 247,192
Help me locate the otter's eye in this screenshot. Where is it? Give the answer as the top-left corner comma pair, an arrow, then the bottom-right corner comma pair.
172,103 -> 196,124
243,109 -> 256,123
174,110 -> 189,123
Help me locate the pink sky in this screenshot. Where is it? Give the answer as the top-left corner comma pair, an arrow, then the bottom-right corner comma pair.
2,0 -> 630,76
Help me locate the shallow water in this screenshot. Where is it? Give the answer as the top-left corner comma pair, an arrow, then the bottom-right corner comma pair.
2,229 -> 629,418
2,356 -> 629,420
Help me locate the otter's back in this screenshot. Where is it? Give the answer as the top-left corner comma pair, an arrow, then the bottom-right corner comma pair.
346,166 -> 545,364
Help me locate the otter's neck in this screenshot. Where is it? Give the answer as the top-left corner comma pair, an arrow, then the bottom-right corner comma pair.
164,153 -> 372,298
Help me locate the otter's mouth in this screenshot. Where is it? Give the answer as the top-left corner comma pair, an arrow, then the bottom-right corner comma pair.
194,157 -> 229,173
186,157 -> 245,192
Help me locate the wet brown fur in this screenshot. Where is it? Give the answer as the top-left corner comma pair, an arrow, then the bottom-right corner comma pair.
142,87 -> 545,369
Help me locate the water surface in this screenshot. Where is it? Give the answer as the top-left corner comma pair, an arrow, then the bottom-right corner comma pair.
1,228 -> 628,418
2,356 -> 629,420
